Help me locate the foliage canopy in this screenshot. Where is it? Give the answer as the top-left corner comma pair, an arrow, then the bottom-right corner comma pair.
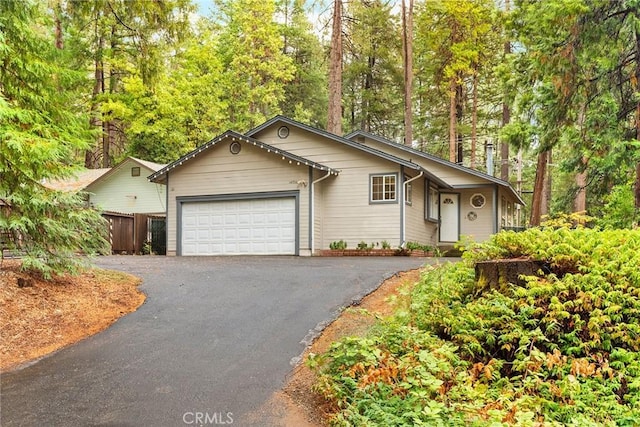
0,1 -> 108,278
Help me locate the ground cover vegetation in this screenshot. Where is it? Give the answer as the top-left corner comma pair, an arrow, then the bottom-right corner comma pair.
0,260 -> 144,371
309,224 -> 640,425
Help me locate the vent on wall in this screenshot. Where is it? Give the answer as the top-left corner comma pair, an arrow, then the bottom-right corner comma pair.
277,126 -> 290,139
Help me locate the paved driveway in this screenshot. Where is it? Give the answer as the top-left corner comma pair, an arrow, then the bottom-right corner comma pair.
1,256 -> 433,426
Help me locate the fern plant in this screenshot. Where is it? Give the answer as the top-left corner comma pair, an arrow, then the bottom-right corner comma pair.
311,227 -> 640,426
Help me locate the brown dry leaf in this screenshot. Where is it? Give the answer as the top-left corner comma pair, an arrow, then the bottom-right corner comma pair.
276,268 -> 423,426
0,259 -> 145,372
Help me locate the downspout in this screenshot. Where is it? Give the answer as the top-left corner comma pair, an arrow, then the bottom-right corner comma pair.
310,170 -> 332,255
401,171 -> 424,246
493,185 -> 499,233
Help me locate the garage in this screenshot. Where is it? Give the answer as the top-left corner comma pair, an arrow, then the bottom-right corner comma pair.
180,197 -> 296,255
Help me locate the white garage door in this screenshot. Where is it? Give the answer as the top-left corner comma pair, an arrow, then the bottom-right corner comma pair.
181,198 -> 296,255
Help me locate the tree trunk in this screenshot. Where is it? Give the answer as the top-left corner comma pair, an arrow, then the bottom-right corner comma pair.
327,0 -> 343,136
530,149 -> 549,226
636,163 -> 640,220
500,0 -> 510,181
541,149 -> 552,217
86,34 -> 105,169
54,0 -> 63,50
574,157 -> 587,213
361,57 -> 374,133
574,104 -> 587,213
101,25 -> 121,169
456,83 -> 464,164
471,70 -> 478,169
449,76 -> 457,163
402,0 -> 414,146
635,29 -> 640,224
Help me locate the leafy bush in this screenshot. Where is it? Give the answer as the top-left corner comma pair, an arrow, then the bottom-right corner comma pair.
330,240 -> 348,250
594,183 -> 639,229
405,241 -> 433,252
311,227 -> 640,425
356,241 -> 374,251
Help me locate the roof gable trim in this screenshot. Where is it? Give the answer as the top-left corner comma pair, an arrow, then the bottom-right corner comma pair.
89,157 -> 166,189
346,129 -> 525,205
245,115 -> 424,172
149,131 -> 339,182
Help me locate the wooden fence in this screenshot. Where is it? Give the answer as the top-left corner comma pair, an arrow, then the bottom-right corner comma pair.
103,212 -> 166,255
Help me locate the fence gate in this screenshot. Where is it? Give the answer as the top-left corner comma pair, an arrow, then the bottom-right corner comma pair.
103,212 -> 165,255
104,212 -> 135,254
149,216 -> 166,255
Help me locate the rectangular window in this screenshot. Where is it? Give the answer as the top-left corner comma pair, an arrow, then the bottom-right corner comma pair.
501,197 -> 507,227
427,186 -> 439,221
371,174 -> 396,202
405,175 -> 412,205
131,167 -> 141,177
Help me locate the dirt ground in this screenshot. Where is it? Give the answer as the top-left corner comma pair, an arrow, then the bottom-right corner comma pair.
1,258 -> 422,426
256,268 -> 424,426
0,259 -> 145,372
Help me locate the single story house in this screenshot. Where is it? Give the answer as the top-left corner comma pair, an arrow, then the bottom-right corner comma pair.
45,156 -> 166,215
45,157 -> 168,254
149,116 -> 524,256
85,157 -> 167,215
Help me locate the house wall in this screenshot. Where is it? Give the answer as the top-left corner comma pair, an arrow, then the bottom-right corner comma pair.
319,166 -> 401,250
165,140 -> 310,256
404,177 -> 438,247
498,187 -> 522,229
458,187 -> 495,242
254,126 -> 405,250
355,135 -> 526,244
88,159 -> 165,214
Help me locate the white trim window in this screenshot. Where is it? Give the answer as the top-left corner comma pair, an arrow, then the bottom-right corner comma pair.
370,174 -> 397,202
427,186 -> 439,221
404,175 -> 412,205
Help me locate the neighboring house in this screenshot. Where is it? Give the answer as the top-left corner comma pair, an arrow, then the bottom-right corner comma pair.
45,157 -> 168,255
44,157 -> 166,215
149,116 -> 525,256
86,157 -> 167,215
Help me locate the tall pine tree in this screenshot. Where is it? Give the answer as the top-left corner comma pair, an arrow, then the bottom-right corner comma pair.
0,0 -> 108,278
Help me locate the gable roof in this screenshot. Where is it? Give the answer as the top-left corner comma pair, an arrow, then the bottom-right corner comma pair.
44,168 -> 111,192
245,115 -> 450,188
148,131 -> 340,184
345,130 -> 526,205
87,156 -> 167,189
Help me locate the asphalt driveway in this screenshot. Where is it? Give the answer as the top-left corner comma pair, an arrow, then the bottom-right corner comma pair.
1,256 -> 434,426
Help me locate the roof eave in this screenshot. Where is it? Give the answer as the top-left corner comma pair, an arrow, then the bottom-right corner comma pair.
148,131 -> 339,183
347,130 -> 524,205
246,116 -> 429,176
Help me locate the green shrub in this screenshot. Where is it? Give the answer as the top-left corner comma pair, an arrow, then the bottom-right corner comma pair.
356,241 -> 374,251
594,183 -> 639,229
330,240 -> 348,250
311,227 -> 640,425
405,241 -> 432,252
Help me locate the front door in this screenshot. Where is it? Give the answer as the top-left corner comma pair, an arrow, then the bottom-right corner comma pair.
439,193 -> 459,242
